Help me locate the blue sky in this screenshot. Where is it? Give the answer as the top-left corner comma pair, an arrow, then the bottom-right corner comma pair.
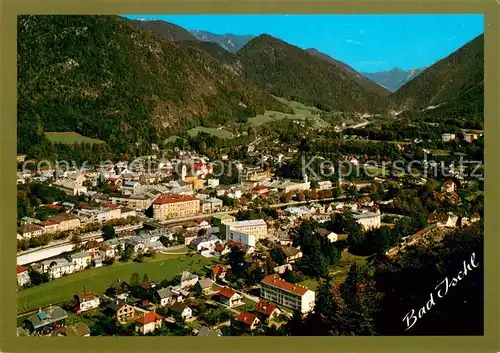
123,14 -> 484,73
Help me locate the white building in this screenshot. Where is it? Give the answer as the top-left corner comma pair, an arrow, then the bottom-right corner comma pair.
222,219 -> 267,240
317,181 -> 333,190
442,133 -> 456,142
77,293 -> 101,312
260,275 -> 315,314
41,258 -> 76,279
351,210 -> 381,231
227,229 -> 256,247
71,251 -> 92,271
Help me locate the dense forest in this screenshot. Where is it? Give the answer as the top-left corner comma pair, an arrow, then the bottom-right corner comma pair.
236,34 -> 390,113
17,15 -> 290,158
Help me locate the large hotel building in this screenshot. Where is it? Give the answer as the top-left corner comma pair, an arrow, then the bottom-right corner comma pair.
260,275 -> 315,314
152,194 -> 200,220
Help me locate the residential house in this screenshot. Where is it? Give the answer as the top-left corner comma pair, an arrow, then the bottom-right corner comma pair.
173,271 -> 199,290
155,286 -> 189,306
211,265 -> 228,281
260,275 -> 315,314
281,246 -> 303,263
255,300 -> 280,323
316,229 -> 347,243
73,292 -> 100,312
234,312 -> 260,331
17,265 -> 31,287
218,287 -> 243,308
23,306 -> 68,336
105,299 -> 136,323
169,302 -> 193,321
194,278 -> 216,296
17,224 -> 43,239
188,234 -> 220,253
40,258 -> 75,279
135,311 -> 163,335
106,280 -> 131,299
70,251 -> 92,271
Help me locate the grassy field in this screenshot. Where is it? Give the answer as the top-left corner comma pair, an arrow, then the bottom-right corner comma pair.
45,131 -> 105,145
248,97 -> 330,129
186,126 -> 233,139
18,254 -> 216,313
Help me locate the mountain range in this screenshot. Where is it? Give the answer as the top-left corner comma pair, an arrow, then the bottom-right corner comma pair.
17,16 -> 484,156
362,67 -> 426,92
191,30 -> 255,53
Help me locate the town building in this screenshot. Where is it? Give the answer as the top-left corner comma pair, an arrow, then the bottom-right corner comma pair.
70,251 -> 92,271
212,214 -> 236,226
260,275 -> 315,314
351,210 -> 381,231
442,133 -> 456,142
464,133 -> 479,143
221,219 -> 268,240
441,180 -> 456,193
53,174 -> 87,196
49,214 -> 81,232
35,221 -> 60,235
152,194 -> 200,220
226,229 -> 256,247
200,198 -> 224,213
17,223 -> 43,239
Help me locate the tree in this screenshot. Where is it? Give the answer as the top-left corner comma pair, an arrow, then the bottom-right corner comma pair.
130,272 -> 141,287
270,247 -> 286,266
228,246 -> 246,274
102,224 -> 116,241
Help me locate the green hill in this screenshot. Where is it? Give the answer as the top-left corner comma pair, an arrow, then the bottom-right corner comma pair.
235,34 -> 390,113
390,34 -> 484,114
17,15 -> 289,157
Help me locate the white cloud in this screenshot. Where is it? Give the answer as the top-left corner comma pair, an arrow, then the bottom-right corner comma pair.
345,39 -> 364,45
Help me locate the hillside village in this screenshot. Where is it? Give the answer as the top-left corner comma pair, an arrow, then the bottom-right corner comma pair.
15,15 -> 484,337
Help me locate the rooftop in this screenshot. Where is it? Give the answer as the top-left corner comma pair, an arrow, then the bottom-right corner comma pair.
225,219 -> 266,228
135,311 -> 163,325
261,275 -> 309,296
154,194 -> 198,205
